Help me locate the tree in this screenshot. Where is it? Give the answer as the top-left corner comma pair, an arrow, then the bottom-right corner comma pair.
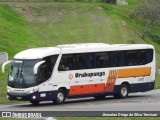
133,0 -> 160,40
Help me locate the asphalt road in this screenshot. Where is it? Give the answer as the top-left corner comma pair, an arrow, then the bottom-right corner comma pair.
0,90 -> 160,111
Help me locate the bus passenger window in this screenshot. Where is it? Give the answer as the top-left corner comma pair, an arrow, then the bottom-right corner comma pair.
111,52 -> 119,67
139,50 -> 146,65
126,51 -> 139,66
119,51 -> 125,66
58,54 -> 75,71
146,49 -> 153,64
77,55 -> 86,69
95,52 -> 110,68
75,53 -> 94,70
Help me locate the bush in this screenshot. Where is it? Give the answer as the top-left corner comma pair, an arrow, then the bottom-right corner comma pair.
148,33 -> 160,44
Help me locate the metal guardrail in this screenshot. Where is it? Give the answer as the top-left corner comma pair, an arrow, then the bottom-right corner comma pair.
0,52 -> 8,64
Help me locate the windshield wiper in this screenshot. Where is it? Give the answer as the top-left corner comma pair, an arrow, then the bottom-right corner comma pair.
19,69 -> 26,87
14,68 -> 19,81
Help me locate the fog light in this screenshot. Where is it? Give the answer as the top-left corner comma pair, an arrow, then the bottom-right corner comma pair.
7,95 -> 9,99
32,96 -> 36,99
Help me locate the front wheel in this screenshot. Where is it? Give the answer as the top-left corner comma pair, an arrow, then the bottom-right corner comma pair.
54,89 -> 66,104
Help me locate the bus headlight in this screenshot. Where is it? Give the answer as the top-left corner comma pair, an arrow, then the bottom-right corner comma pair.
32,96 -> 36,99
7,89 -> 10,93
29,90 -> 34,94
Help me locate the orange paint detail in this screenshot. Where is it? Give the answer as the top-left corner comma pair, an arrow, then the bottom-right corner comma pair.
145,67 -> 151,76
105,70 -> 117,92
88,83 -> 105,93
69,85 -> 89,95
69,73 -> 73,80
118,67 -> 151,78
69,83 -> 105,95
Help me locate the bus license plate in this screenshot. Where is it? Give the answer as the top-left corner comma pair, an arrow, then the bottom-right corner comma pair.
17,97 -> 22,100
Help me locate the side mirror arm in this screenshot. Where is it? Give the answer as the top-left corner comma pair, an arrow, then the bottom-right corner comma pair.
33,61 -> 45,75
2,60 -> 12,73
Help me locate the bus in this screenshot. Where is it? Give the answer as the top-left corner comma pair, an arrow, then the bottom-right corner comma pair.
2,43 -> 156,105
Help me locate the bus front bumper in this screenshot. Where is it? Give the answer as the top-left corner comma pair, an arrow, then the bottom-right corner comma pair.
7,91 -> 57,101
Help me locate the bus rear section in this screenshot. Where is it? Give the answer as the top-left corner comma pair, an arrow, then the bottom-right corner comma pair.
56,44 -> 155,101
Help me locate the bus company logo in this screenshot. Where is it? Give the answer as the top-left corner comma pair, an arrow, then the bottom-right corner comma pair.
69,73 -> 74,80
2,112 -> 11,117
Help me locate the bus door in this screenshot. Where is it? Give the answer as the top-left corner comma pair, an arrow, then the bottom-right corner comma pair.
38,55 -> 58,92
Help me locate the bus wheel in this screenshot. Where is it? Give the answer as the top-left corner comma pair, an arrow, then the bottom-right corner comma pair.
30,100 -> 39,105
119,84 -> 129,98
54,89 -> 66,104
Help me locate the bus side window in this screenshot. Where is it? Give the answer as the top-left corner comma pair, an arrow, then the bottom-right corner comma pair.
58,54 -> 75,71
76,54 -> 86,70
111,52 -> 119,67
39,55 -> 58,83
146,49 -> 153,64
74,53 -> 94,70
95,52 -> 110,68
119,51 -> 125,66
38,64 -> 47,84
139,50 -> 146,65
126,50 -> 139,66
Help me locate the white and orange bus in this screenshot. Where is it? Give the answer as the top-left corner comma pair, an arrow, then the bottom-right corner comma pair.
2,43 -> 156,105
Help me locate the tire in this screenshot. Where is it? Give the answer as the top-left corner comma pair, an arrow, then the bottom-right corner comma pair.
54,89 -> 66,104
113,84 -> 129,99
30,100 -> 39,105
119,84 -> 129,98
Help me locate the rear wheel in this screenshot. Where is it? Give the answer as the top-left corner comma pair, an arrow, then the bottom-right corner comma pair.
113,84 -> 129,99
119,84 -> 129,98
54,89 -> 66,104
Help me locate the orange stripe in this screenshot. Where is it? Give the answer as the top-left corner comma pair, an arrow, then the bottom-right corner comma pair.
69,83 -> 105,95
118,67 -> 151,78
88,84 -> 105,93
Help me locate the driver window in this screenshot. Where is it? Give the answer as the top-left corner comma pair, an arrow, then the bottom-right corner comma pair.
38,55 -> 58,84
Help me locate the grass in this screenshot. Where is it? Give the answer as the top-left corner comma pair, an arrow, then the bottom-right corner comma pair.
0,1 -> 160,104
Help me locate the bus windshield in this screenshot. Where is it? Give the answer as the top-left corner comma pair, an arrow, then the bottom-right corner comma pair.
8,60 -> 40,88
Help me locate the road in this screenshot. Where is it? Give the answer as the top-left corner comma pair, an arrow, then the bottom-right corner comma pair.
0,90 -> 160,111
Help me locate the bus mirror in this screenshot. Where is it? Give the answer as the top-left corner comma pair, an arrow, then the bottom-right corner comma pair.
33,61 -> 45,75
2,60 -> 12,73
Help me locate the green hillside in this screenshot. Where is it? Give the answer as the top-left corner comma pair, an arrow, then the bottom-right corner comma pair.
0,0 -> 160,104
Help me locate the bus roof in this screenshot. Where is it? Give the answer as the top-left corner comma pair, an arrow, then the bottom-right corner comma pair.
14,47 -> 60,59
57,43 -> 154,54
14,43 -> 154,59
